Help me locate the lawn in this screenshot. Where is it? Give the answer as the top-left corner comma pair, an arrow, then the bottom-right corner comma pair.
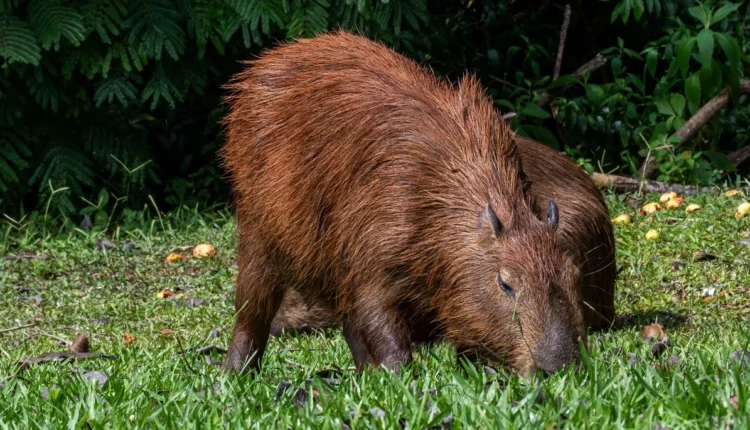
1,191 -> 749,429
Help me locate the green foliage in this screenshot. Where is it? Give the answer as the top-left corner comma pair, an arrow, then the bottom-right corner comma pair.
0,0 -> 747,222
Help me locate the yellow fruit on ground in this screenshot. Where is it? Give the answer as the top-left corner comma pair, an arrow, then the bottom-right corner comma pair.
664,199 -> 682,209
166,252 -> 184,263
641,202 -> 660,214
645,230 -> 659,240
735,202 -> 750,218
612,214 -> 631,224
685,204 -> 702,214
192,243 -> 216,258
726,189 -> 740,197
660,192 -> 678,203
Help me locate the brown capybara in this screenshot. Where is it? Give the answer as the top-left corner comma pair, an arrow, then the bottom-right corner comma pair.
220,30 -> 609,377
270,136 -> 617,340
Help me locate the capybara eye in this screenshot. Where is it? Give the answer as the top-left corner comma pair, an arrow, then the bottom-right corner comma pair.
497,274 -> 515,299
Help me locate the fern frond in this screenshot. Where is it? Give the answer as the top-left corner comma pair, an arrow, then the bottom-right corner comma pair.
94,75 -> 137,106
141,63 -> 182,109
287,0 -> 329,38
0,128 -> 31,192
123,0 -> 186,61
81,0 -> 126,44
0,14 -> 42,65
28,0 -> 87,51
188,3 -> 225,58
30,146 -> 94,215
226,0 -> 287,36
26,63 -> 62,112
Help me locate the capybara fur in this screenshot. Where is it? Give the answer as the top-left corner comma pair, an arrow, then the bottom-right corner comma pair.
221,31 -> 612,377
271,136 -> 617,341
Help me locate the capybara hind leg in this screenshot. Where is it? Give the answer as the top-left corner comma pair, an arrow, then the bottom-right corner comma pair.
222,237 -> 284,374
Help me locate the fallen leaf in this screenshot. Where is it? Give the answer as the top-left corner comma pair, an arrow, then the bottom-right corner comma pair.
735,202 -> 750,218
122,242 -> 134,251
166,253 -> 185,263
186,297 -> 206,307
192,244 -> 216,258
730,349 -> 750,365
692,250 -> 717,261
627,352 -> 639,366
22,295 -> 42,306
92,316 -> 111,325
70,335 -> 90,353
645,230 -> 660,240
729,396 -> 739,409
156,289 -> 176,299
651,338 -> 670,358
685,203 -> 702,214
642,323 -> 665,341
612,214 -> 631,224
95,238 -> 116,250
195,344 -> 226,354
124,332 -> 136,346
159,328 -> 175,336
726,189 -> 740,197
735,238 -> 750,246
74,369 -> 108,389
641,202 -> 660,215
660,192 -> 678,203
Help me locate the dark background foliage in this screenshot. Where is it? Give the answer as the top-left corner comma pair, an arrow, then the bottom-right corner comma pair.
0,0 -> 748,226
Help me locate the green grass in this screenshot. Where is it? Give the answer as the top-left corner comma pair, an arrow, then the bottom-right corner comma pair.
1,192 -> 750,429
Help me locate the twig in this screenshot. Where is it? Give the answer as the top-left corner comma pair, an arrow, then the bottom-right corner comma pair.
36,332 -> 72,346
284,358 -> 306,369
638,79 -> 750,179
0,323 -> 34,334
590,172 -> 749,195
553,5 -> 572,82
175,336 -> 199,375
537,54 -> 608,107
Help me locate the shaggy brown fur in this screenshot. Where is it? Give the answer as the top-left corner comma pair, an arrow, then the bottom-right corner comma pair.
221,31 -> 602,377
271,137 -> 616,337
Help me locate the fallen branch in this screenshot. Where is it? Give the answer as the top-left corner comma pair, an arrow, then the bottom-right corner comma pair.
639,79 -> 750,178
727,145 -> 750,169
538,54 -> 608,107
590,172 -> 748,195
0,323 -> 34,334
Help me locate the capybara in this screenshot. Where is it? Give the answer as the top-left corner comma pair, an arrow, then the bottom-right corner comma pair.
270,136 -> 617,340
221,31 -> 609,377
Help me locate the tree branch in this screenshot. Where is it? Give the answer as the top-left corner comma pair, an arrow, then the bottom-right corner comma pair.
538,54 -> 607,107
728,145 -> 750,169
553,4 -> 572,82
638,79 -> 750,179
590,172 -> 749,195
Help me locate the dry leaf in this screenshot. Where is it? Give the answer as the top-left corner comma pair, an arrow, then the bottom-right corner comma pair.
124,332 -> 136,346
735,202 -> 750,218
685,204 -> 702,214
611,214 -> 631,225
641,202 -> 660,215
192,244 -> 216,258
642,323 -> 665,341
645,230 -> 659,240
166,252 -> 185,263
70,335 -> 90,353
156,289 -> 176,299
660,192 -> 678,203
726,189 -> 740,197
159,328 -> 175,336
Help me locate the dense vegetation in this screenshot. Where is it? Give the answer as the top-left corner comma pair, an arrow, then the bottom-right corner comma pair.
0,0 -> 748,223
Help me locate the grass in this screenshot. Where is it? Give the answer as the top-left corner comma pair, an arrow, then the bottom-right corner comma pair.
1,192 -> 750,429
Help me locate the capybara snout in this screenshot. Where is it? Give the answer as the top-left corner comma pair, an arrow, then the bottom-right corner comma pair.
220,31 -> 615,377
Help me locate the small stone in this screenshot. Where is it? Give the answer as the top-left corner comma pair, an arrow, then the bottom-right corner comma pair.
729,349 -> 750,365
81,370 -> 108,389
369,407 -> 385,418
627,352 -> 639,366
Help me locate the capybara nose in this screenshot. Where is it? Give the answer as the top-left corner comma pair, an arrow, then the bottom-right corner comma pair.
533,323 -> 581,373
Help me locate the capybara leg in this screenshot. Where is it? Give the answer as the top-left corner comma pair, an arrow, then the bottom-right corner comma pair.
343,320 -> 369,371
222,237 -> 284,374
351,302 -> 412,372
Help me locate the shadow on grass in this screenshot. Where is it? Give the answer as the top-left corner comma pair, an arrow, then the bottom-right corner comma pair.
607,308 -> 689,332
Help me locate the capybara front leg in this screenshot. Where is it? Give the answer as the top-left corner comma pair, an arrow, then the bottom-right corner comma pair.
350,300 -> 412,372
343,320 -> 370,372
222,237 -> 284,374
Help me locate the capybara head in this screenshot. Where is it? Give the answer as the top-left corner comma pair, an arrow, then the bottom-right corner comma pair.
442,199 -> 586,376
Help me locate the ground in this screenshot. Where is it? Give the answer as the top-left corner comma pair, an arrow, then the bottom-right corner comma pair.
1,191 -> 749,429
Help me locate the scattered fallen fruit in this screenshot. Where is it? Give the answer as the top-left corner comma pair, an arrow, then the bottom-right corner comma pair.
166,252 -> 185,263
641,202 -> 660,215
660,192 -> 678,203
645,230 -> 659,240
642,323 -> 666,341
70,335 -> 90,353
735,202 -> 750,218
664,199 -> 682,209
124,332 -> 136,346
612,214 -> 631,224
192,244 -> 216,258
726,189 -> 740,197
685,204 -> 702,214
156,289 -> 176,299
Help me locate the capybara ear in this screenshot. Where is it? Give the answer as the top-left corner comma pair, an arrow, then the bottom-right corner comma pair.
548,199 -> 559,231
477,204 -> 503,242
